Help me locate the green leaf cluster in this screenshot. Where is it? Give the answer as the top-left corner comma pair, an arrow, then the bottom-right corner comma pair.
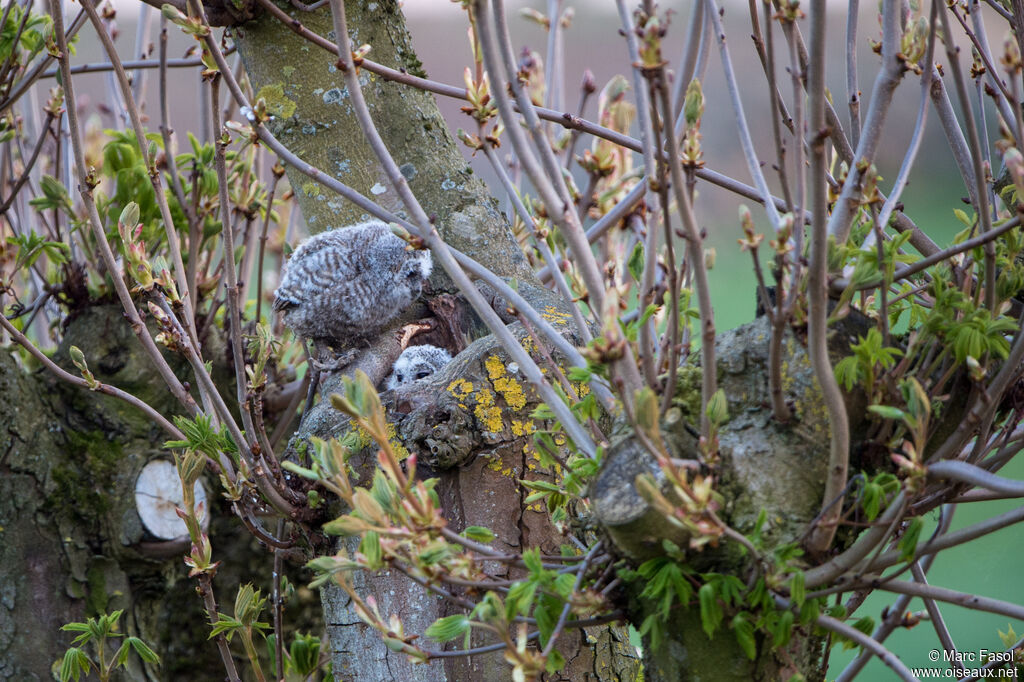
59,610 -> 159,682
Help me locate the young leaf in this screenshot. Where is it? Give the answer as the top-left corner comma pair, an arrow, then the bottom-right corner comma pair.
425,614 -> 471,643
59,647 -> 92,682
789,571 -> 806,609
463,526 -> 496,544
698,583 -> 722,638
898,516 -> 924,562
731,612 -> 757,660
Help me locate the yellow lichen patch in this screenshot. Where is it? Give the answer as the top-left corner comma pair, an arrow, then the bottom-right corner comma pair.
510,420 -> 535,437
494,376 -> 527,411
255,83 -> 297,119
542,306 -> 572,326
351,422 -> 409,460
485,355 -> 505,380
476,405 -> 503,432
351,424 -> 373,449
447,378 -> 473,399
384,421 -> 410,461
484,355 -> 529,413
473,389 -> 504,432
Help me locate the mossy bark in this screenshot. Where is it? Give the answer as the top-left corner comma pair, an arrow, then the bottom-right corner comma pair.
0,310 -> 323,680
231,0 -> 534,289
1,2 -> 963,682
592,314 -> 878,682
232,3 -> 638,680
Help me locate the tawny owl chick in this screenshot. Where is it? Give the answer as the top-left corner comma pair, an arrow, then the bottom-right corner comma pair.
385,345 -> 453,390
273,221 -> 432,350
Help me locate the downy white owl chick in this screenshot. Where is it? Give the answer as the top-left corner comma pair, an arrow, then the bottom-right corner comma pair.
273,222 -> 432,355
385,345 -> 453,390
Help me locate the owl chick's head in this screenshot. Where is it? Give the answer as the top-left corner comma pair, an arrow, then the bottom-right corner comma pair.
385,344 -> 453,390
398,247 -> 433,299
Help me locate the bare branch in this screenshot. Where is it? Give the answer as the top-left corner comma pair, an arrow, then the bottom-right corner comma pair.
805,1 -> 852,555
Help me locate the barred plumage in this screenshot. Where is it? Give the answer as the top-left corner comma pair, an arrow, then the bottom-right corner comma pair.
274,221 -> 432,348
385,345 -> 453,390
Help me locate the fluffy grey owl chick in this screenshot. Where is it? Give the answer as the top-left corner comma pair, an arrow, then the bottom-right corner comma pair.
385,345 -> 453,390
273,221 -> 432,348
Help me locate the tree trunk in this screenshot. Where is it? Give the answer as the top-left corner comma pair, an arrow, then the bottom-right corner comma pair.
0,2 -> 932,681
592,313 -> 877,682
0,307 -> 326,680
232,2 -> 639,679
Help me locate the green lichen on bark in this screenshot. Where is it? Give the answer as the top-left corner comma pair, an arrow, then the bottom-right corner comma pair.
233,0 -> 533,289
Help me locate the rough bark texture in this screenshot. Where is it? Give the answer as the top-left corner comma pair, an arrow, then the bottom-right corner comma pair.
0,309 -> 323,680
0,2 -> 938,681
0,351 -> 77,681
593,314 -> 873,682
232,2 -> 639,680
230,0 -> 534,289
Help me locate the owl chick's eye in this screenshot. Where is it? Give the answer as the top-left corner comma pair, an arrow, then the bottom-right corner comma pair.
415,370 -> 431,380
396,373 -> 404,383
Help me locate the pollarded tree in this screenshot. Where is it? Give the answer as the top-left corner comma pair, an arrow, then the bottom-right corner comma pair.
2,1 -> 1024,681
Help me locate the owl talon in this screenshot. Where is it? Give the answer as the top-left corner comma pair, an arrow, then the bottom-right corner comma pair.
311,348 -> 359,373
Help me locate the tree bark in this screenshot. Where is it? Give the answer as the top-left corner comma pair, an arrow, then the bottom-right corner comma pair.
1,2 -> 953,681
0,307 -> 328,680
232,2 -> 638,679
592,313 -> 875,681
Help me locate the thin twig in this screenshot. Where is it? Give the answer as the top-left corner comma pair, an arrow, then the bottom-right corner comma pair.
329,0 -> 598,457
487,0 -> 608,322
926,459 -> 1024,496
760,1 -> 794,213
0,313 -> 185,440
775,596 -> 917,682
833,214 -> 1022,291
704,0 -> 782,230
51,0 -> 199,416
0,111 -> 54,215
481,143 -> 591,343
254,167 -> 283,326
614,0 -> 663,391
827,0 -> 906,244
251,0 -> 799,222
197,574 -> 242,682
805,2 -> 852,555
81,0 -> 201,346
871,504 -> 1024,573
272,519 -> 285,682
940,3 -> 996,312
540,541 -> 600,659
911,562 -> 965,673
0,9 -> 87,114
846,0 -> 861,148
